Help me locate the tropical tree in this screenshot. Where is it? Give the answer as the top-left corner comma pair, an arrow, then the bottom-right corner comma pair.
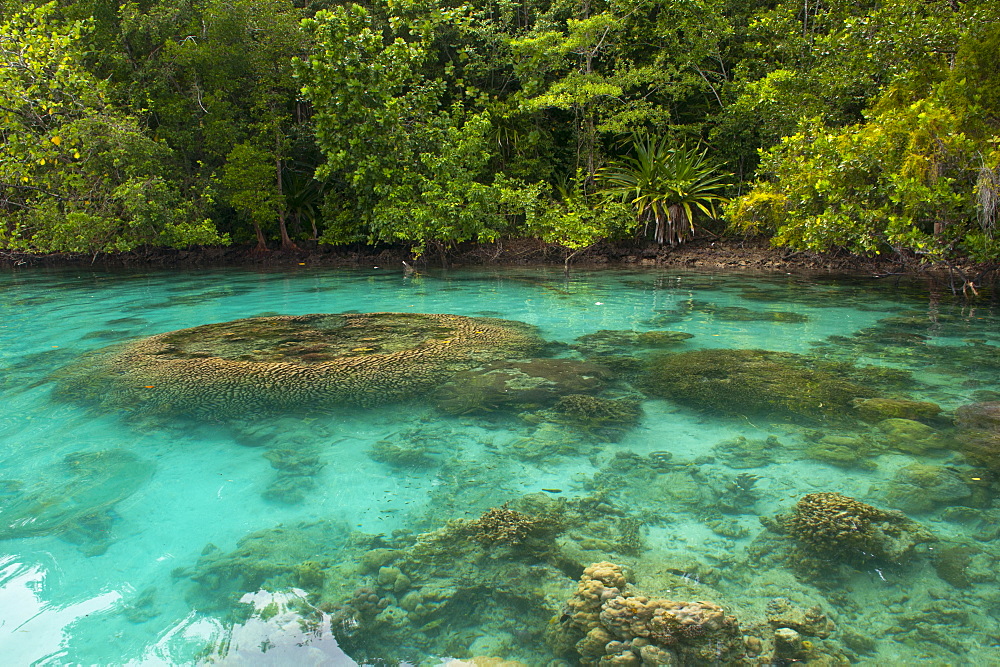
0,2 -> 225,254
598,135 -> 731,245
727,18 -> 1000,262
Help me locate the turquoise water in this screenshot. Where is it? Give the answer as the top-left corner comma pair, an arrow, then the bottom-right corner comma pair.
0,266 -> 998,665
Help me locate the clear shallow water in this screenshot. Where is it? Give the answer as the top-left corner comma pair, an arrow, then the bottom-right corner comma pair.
0,267 -> 998,665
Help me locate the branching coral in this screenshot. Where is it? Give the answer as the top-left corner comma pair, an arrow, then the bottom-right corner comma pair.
468,506 -> 542,546
782,492 -> 935,565
549,394 -> 643,439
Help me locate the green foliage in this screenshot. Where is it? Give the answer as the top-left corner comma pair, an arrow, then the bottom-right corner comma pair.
220,142 -> 283,246
2,0 -> 997,261
728,18 -> 1000,261
525,169 -> 629,251
0,3 -> 226,253
298,2 -> 541,254
598,135 -> 731,245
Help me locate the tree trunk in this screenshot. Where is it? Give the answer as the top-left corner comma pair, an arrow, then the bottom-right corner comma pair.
276,158 -> 299,251
667,204 -> 688,246
253,222 -> 268,252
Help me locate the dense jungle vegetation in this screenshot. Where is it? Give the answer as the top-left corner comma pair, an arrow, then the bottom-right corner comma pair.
1,0 -> 998,262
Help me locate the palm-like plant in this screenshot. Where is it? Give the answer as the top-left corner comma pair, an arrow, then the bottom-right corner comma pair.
599,134 -> 731,245
281,168 -> 325,240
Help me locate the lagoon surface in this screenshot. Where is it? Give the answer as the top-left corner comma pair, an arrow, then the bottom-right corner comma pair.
1,266 -> 998,665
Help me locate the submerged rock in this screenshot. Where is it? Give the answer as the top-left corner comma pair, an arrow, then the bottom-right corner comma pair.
954,401 -> 1000,472
434,358 -> 611,416
645,301 -> 809,325
572,329 -> 694,358
803,433 -> 877,469
877,464 -> 973,514
876,418 -> 952,454
955,401 -> 1000,432
932,544 -> 981,589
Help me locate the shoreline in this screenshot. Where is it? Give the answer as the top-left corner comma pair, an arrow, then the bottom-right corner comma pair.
1,237 -> 995,295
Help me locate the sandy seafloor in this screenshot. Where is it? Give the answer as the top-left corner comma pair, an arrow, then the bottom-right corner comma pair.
0,266 -> 998,665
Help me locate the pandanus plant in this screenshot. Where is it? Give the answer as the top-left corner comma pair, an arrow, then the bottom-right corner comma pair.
281,168 -> 325,240
599,134 -> 731,245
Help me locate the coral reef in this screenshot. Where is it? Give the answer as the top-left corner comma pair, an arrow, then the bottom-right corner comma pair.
851,397 -> 941,423
954,401 -> 1000,472
932,544 -> 982,589
715,473 -> 761,515
711,435 -> 779,469
955,401 -> 1000,432
876,464 -> 973,514
547,394 -> 643,440
572,329 -> 694,358
781,492 -> 935,566
583,451 -> 720,524
369,439 -> 437,468
801,432 -> 877,469
468,505 -> 545,546
172,519 -> 350,612
765,597 -> 835,638
644,301 -> 809,325
52,312 -> 545,418
506,422 -> 594,461
434,358 -> 611,416
262,449 -> 325,503
549,562 -> 744,664
875,418 -> 952,454
809,314 -> 1000,399
642,348 -> 881,422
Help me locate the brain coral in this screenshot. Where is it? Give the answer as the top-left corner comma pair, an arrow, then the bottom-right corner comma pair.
53,312 -> 544,418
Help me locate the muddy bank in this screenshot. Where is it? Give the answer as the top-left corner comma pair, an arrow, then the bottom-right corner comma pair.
2,237 -> 996,293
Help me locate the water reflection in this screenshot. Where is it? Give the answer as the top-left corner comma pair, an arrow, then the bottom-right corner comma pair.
0,555 -> 121,664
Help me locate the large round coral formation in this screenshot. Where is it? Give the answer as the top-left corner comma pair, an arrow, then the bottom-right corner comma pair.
53,312 -> 544,418
782,492 -> 934,565
642,348 -> 882,421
